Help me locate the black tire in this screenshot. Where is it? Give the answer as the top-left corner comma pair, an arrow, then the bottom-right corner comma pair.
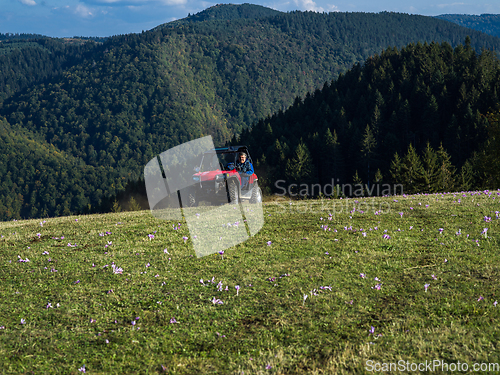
250,184 -> 262,204
228,180 -> 239,204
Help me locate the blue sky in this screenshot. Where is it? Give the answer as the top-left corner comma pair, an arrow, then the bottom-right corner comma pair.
2,0 -> 499,38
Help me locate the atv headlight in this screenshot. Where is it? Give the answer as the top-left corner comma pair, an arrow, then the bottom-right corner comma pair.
215,174 -> 225,181
193,176 -> 200,182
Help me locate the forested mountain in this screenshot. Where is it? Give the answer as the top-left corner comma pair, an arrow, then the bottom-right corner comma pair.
0,37 -> 100,102
435,14 -> 500,38
0,119 -> 120,218
238,38 -> 500,196
2,5 -> 500,220
1,33 -> 46,41
165,3 -> 281,26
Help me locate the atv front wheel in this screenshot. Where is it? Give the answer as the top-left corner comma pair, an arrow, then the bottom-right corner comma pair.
250,185 -> 262,204
228,180 -> 239,204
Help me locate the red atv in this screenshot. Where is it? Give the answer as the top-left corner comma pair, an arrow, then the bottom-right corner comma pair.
188,146 -> 262,206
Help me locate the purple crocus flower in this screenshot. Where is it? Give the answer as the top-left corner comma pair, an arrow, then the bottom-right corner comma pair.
211,297 -> 223,305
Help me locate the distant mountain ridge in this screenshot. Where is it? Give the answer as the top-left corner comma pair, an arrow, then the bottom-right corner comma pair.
435,14 -> 500,38
164,3 -> 282,27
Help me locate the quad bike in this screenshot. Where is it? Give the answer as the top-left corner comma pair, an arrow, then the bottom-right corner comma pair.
187,146 -> 262,207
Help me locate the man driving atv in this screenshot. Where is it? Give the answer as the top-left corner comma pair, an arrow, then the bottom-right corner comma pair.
227,152 -> 254,189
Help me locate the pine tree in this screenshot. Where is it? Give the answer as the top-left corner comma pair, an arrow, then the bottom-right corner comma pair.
128,196 -> 141,211
361,124 -> 377,187
373,168 -> 383,196
352,170 -> 364,197
476,110 -> 500,189
322,128 -> 344,185
285,140 -> 314,196
436,143 -> 456,192
389,152 -> 402,186
421,142 -> 439,193
401,144 -> 425,194
111,199 -> 122,213
422,94 -> 439,146
458,159 -> 474,191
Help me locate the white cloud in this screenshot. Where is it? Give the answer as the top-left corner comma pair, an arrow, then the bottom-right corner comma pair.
294,0 -> 324,12
18,0 -> 37,5
436,2 -> 465,8
82,0 -> 176,4
75,4 -> 94,17
326,4 -> 339,12
159,0 -> 187,5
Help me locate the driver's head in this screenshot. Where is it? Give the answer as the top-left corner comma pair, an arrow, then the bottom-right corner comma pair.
239,152 -> 247,162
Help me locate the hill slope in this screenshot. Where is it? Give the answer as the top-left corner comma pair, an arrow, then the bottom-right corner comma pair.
435,14 -> 500,38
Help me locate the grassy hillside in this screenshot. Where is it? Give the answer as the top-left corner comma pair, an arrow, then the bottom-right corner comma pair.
0,191 -> 499,373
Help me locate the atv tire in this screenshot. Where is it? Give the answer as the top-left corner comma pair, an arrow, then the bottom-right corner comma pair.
250,184 -> 262,204
228,180 -> 239,204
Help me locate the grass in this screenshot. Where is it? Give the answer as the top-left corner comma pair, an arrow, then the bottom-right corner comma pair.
1,191 -> 500,374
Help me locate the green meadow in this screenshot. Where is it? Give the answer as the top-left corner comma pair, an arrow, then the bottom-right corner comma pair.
1,191 -> 499,374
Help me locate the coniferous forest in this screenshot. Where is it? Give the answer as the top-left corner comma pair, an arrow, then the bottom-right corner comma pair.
238,38 -> 500,197
435,14 -> 500,38
1,4 -> 500,220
